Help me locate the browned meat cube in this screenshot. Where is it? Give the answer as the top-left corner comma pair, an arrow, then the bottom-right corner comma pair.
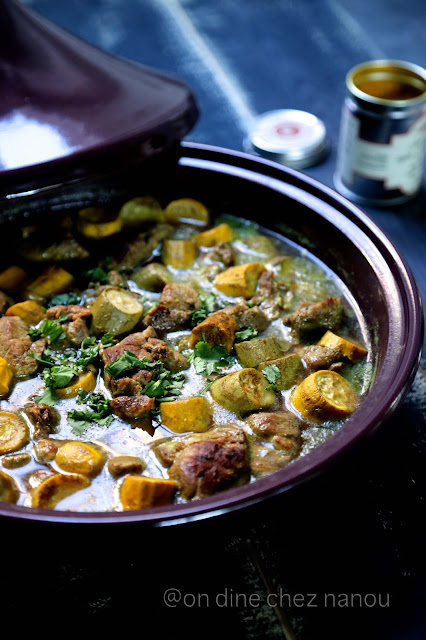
299,344 -> 342,371
250,271 -> 288,320
204,242 -> 235,267
64,317 -> 90,346
110,395 -> 155,426
26,403 -> 59,440
0,316 -> 46,378
222,303 -> 270,333
102,329 -> 189,374
110,370 -> 153,397
107,455 -> 145,477
113,223 -> 174,271
246,412 -> 302,456
168,430 -> 248,499
250,445 -> 297,476
0,291 -> 8,315
144,283 -> 201,332
189,311 -> 239,352
46,304 -> 92,321
283,297 -> 344,334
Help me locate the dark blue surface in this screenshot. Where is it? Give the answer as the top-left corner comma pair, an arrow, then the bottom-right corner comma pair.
5,2 -> 426,637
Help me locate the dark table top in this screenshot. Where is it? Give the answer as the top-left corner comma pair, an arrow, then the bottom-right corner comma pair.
3,2 -> 426,637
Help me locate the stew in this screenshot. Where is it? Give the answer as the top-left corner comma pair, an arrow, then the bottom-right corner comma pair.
0,197 -> 370,511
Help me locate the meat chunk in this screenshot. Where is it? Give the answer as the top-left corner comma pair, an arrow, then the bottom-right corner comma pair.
250,445 -> 297,476
46,304 -> 91,321
246,412 -> 303,454
114,223 -> 173,271
299,344 -> 343,371
64,317 -> 90,346
102,328 -> 189,373
250,271 -> 289,320
283,297 -> 344,334
0,291 -> 9,314
144,283 -> 201,332
110,370 -> 153,397
222,303 -> 270,333
0,316 -> 46,378
205,242 -> 235,267
156,426 -> 248,499
110,395 -> 154,428
26,403 -> 59,440
107,455 -> 145,477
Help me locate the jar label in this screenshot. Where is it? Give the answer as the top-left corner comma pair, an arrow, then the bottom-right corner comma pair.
338,108 -> 426,195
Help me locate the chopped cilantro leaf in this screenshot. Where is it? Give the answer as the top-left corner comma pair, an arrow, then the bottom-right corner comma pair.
100,333 -> 115,347
75,336 -> 99,368
235,326 -> 258,342
34,319 -> 66,344
104,351 -> 158,378
67,391 -> 113,435
189,340 -> 235,375
33,387 -> 59,406
48,292 -> 80,307
262,364 -> 281,391
190,293 -> 217,327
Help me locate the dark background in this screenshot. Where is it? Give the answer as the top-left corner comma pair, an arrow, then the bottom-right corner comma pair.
3,2 -> 426,637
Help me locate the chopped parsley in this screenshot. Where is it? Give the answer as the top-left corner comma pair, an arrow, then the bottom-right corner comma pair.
190,293 -> 217,327
31,338 -> 100,392
100,333 -> 115,348
188,340 -> 235,375
261,364 -> 281,391
105,350 -> 186,403
67,391 -> 113,435
29,318 -> 66,344
83,256 -> 112,284
33,387 -> 59,406
235,326 -> 258,342
47,292 -> 80,307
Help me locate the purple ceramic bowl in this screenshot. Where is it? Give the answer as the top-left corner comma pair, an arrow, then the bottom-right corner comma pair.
0,142 -> 422,525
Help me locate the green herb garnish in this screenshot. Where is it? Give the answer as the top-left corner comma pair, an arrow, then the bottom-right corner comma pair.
190,293 -> 217,327
30,319 -> 66,344
261,364 -> 281,391
48,292 -> 80,307
235,326 -> 258,342
188,340 -> 235,375
100,333 -> 115,348
67,391 -> 113,434
33,387 -> 59,406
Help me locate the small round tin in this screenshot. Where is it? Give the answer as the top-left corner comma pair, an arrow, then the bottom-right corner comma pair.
245,109 -> 329,168
334,59 -> 426,206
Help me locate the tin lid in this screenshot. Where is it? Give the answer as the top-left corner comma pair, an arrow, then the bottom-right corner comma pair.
0,0 -> 198,197
245,109 -> 328,168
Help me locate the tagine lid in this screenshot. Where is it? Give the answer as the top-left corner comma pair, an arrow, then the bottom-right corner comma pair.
0,0 -> 199,197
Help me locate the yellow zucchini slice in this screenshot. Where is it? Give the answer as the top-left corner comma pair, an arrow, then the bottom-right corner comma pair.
119,197 -> 164,226
32,473 -> 90,509
210,368 -> 276,415
213,263 -> 266,298
164,198 -> 209,226
318,330 -> 367,362
91,288 -> 143,335
0,411 -> 29,455
162,239 -> 197,269
78,207 -> 123,239
55,369 -> 97,399
26,265 -> 74,301
0,265 -> 27,291
120,475 -> 177,510
6,300 -> 45,325
194,223 -> 233,247
55,442 -> 105,477
291,370 -> 358,421
0,469 -> 18,503
0,358 -> 13,396
160,397 -> 213,434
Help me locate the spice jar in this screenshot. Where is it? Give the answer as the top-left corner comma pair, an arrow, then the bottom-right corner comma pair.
334,60 -> 426,206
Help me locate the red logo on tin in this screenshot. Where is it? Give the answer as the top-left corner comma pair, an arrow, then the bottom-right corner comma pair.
276,123 -> 300,137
